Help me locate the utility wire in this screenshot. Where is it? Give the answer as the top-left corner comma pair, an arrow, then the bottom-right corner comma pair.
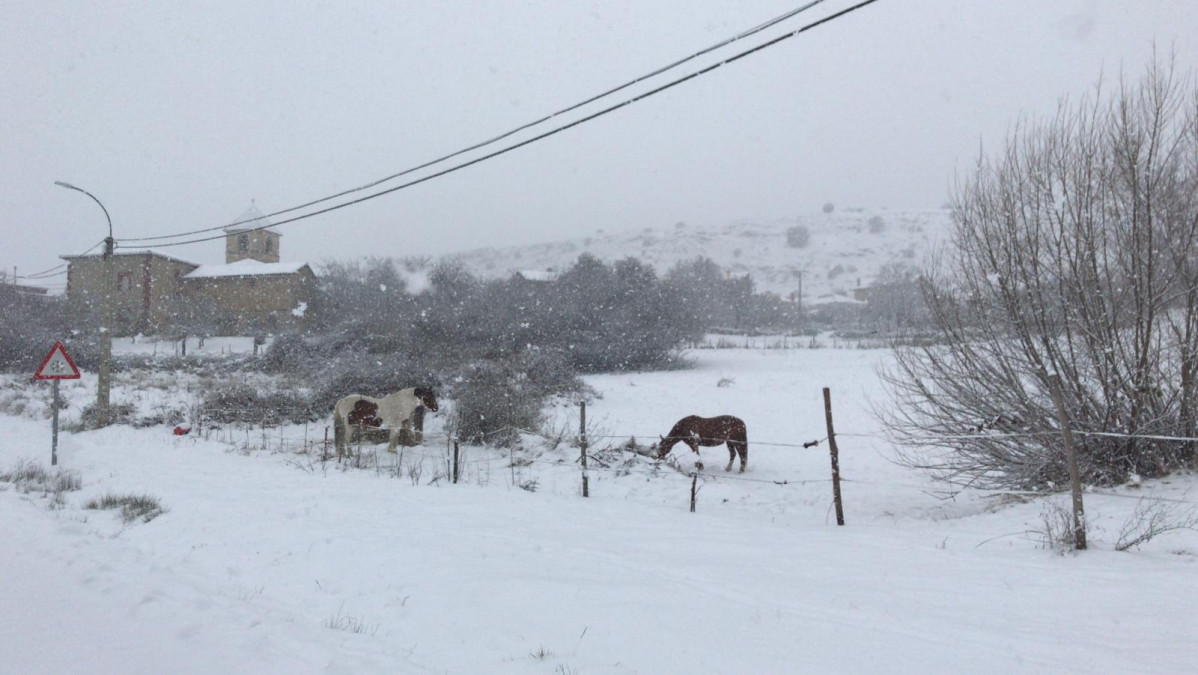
16,239 -> 105,281
117,0 -> 881,250
119,0 -> 831,244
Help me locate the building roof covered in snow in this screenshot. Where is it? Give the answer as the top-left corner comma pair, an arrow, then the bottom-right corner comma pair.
60,248 -> 198,267
514,269 -> 555,282
183,259 -> 311,280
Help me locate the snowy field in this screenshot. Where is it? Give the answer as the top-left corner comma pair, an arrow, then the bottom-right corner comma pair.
2,346 -> 1197,673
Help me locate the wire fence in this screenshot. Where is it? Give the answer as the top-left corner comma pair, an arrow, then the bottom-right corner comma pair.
186,405 -> 1198,508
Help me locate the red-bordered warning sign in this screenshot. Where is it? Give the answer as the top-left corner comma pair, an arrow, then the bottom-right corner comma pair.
34,342 -> 81,380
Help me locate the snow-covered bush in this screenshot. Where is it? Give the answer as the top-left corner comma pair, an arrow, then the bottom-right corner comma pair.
75,402 -> 136,429
450,350 -> 589,447
786,225 -> 810,248
451,358 -> 545,447
199,383 -> 319,425
309,353 -> 439,415
262,333 -> 320,373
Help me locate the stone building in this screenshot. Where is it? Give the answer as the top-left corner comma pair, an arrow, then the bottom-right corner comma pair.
62,206 -> 316,336
62,250 -> 199,335
181,259 -> 317,334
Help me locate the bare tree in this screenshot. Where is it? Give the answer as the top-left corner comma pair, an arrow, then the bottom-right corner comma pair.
881,58 -> 1198,490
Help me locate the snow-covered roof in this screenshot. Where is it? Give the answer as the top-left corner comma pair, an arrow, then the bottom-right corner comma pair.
223,204 -> 278,234
183,259 -> 310,279
515,269 -> 555,282
61,249 -> 198,267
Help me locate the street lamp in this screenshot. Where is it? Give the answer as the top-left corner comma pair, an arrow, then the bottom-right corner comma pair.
55,181 -> 114,427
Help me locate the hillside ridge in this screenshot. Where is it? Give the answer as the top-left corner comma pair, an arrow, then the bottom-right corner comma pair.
444,207 -> 952,303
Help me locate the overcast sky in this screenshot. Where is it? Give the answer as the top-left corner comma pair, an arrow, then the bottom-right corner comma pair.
3,0 -> 1197,288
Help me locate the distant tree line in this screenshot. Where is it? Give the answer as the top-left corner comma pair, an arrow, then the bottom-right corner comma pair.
265,253 -> 832,442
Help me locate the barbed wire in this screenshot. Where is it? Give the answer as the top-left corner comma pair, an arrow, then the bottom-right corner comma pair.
213,423 -> 1198,507
841,429 -> 1198,444
186,405 -> 1198,507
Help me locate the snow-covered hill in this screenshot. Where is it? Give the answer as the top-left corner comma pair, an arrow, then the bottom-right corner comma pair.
446,207 -> 953,303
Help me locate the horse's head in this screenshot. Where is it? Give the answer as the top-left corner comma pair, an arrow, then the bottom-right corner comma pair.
653,434 -> 670,458
414,387 -> 439,412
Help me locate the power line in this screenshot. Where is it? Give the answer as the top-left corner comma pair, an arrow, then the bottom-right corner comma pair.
117,0 -> 882,250
118,0 -> 832,245
21,269 -> 68,279
16,238 -> 105,281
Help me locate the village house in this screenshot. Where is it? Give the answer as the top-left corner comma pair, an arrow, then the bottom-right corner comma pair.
62,206 -> 317,336
0,281 -> 52,300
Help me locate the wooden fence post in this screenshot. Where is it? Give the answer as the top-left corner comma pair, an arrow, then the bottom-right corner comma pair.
822,387 -> 845,526
1049,374 -> 1087,550
453,441 -> 460,484
580,401 -> 590,498
690,473 -> 698,513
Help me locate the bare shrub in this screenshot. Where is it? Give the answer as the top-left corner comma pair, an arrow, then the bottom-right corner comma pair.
1035,501 -> 1080,554
1116,498 -> 1198,551
881,58 -> 1198,490
867,215 -> 886,234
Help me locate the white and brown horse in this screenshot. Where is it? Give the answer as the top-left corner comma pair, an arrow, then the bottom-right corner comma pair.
333,387 -> 439,459
652,415 -> 748,473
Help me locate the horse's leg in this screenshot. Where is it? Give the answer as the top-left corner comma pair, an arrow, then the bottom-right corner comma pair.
685,439 -> 703,470
388,428 -> 399,454
736,441 -> 747,473
725,443 -> 735,472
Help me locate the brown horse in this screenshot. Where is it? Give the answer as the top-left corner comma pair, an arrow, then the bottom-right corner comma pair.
653,415 -> 748,473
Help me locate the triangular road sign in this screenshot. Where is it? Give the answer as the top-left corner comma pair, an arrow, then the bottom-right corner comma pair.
35,341 -> 82,380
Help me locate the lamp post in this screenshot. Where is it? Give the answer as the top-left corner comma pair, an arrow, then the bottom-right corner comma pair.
55,181 -> 114,427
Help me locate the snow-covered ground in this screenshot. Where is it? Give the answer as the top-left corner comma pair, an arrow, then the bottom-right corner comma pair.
2,346 -> 1196,673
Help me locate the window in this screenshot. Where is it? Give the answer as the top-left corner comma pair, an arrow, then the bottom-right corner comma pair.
265,236 -> 274,254
238,234 -> 249,252
117,272 -> 133,292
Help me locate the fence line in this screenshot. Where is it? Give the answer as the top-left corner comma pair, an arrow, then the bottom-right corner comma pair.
191,407 -> 1198,454
191,404 -> 1198,509
208,431 -> 1198,507
841,429 -> 1198,447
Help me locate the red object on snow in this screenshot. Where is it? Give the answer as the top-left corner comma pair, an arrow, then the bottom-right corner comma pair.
173,425 -> 192,436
